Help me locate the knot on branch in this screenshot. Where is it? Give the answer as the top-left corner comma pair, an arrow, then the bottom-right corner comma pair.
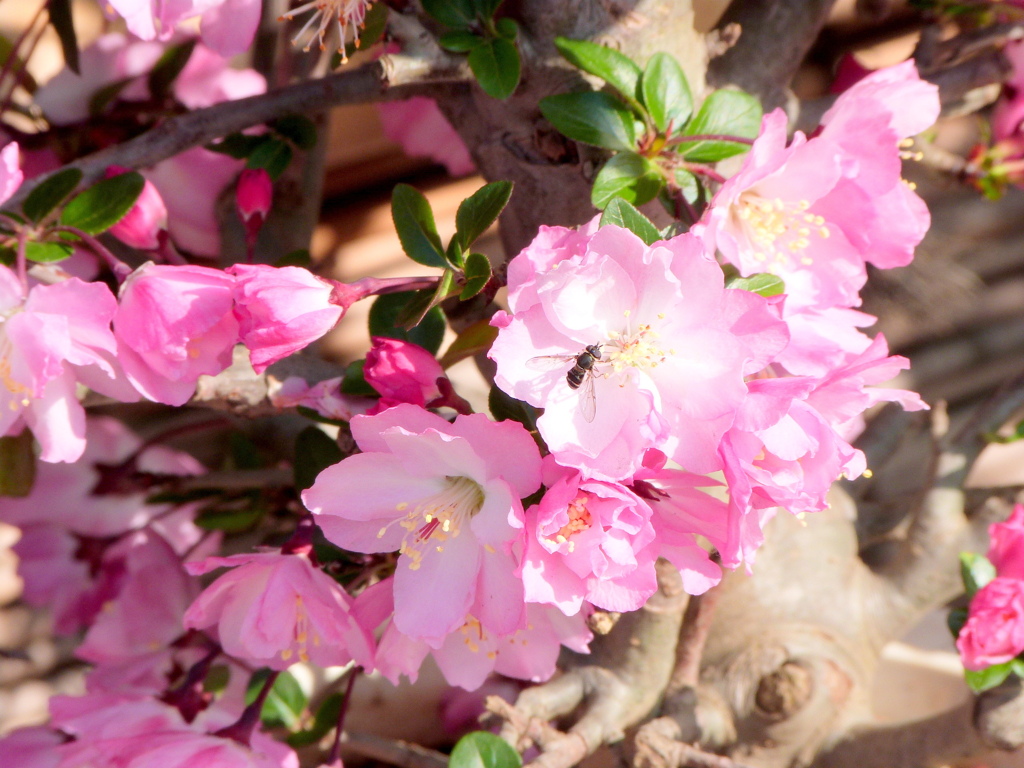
754,661 -> 813,721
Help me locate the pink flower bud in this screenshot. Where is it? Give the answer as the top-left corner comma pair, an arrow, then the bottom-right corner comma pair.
236,167 -> 271,231
364,337 -> 445,410
990,504 -> 1024,580
106,165 -> 168,250
957,577 -> 1024,670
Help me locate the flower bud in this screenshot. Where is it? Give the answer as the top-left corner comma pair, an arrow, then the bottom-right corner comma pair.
106,165 -> 168,250
235,168 -> 272,244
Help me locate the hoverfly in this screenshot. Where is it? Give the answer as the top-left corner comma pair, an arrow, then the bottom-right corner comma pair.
526,344 -> 602,423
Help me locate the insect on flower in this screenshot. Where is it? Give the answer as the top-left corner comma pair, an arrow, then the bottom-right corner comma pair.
280,0 -> 373,61
527,344 -> 602,423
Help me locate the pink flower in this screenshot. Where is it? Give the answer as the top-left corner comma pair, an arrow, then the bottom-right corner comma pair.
229,264 -> 342,373
173,42 -> 267,109
378,98 -> 475,177
0,141 -> 22,203
957,577 -> 1024,670
268,376 -> 374,421
491,224 -> 782,480
364,337 -> 444,410
106,165 -> 168,250
106,0 -> 262,58
184,551 -> 375,670
114,263 -> 238,406
989,504 -> 1024,581
0,726 -> 63,768
520,457 -> 659,614
282,0 -> 372,59
303,404 -> 542,641
994,43 -> 1024,141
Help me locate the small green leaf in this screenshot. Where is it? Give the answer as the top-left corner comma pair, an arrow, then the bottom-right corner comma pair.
540,92 -> 637,151
495,18 -> 518,40
294,426 -> 343,491
961,552 -> 996,597
677,89 -> 761,162
0,430 -> 35,497
195,503 -> 263,532
455,181 -> 513,248
439,30 -> 486,53
1011,657 -> 1024,678
460,252 -> 492,300
396,271 -> 458,329
247,669 -> 308,731
439,320 -> 499,369
421,0 -> 476,27
450,731 -> 522,768
673,169 -> 700,204
22,167 -> 82,223
391,184 -> 447,269
469,37 -> 521,100
340,359 -> 379,397
446,239 -> 466,269
59,172 -> 144,235
368,292 -> 447,355
488,387 -> 539,431
288,692 -> 344,747
725,272 -> 786,298
208,133 -> 272,159
25,241 -> 73,263
590,151 -> 663,209
947,606 -> 968,639
247,138 -> 293,180
272,115 -> 318,151
148,39 -> 197,101
641,53 -> 693,133
473,0 -> 505,19
553,38 -> 643,111
600,198 -> 660,245
47,0 -> 79,74
965,661 -> 1014,693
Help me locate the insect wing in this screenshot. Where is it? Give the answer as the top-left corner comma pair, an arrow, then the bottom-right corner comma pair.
526,353 -> 575,372
578,371 -> 597,423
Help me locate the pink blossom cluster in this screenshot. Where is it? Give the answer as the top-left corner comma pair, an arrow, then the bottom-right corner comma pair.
957,504 -> 1024,671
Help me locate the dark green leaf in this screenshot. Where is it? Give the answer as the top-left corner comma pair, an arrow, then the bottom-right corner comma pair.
59,172 -> 144,235
488,386 -> 539,431
340,359 -> 379,397
540,92 -> 637,151
0,430 -> 35,497
460,252 -> 492,300
446,239 -> 466,269
455,180 -> 513,248
960,552 -> 996,598
22,167 -> 82,223
439,30 -> 486,53
204,665 -> 231,694
439,320 -> 499,369
47,0 -> 79,74
495,18 -> 518,40
391,184 -> 447,269
246,669 -> 308,730
677,89 -> 761,162
641,53 -> 693,133
421,0 -> 476,27
450,732 -> 522,768
25,241 -> 73,263
294,426 -> 343,491
247,138 -> 293,180
590,151 -> 663,209
965,661 -> 1014,693
88,78 -> 133,116
228,432 -> 263,471
600,198 -> 660,245
725,272 -> 786,298
468,37 -> 521,100
396,270 -> 457,329
275,249 -> 312,268
369,291 -> 447,354
272,115 -> 318,151
553,38 -> 643,111
288,692 -> 344,747
195,504 -> 262,532
473,0 -> 505,18
208,133 -> 272,159
148,39 -> 197,101
947,606 -> 968,639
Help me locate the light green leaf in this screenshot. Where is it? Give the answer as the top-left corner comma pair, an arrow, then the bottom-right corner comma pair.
591,151 -> 662,209
641,53 -> 693,133
600,198 -> 660,245
468,37 -> 521,100
677,89 -> 761,162
450,732 -> 522,768
540,91 -> 637,151
553,38 -> 643,111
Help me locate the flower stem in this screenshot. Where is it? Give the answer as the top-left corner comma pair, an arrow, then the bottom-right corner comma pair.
326,669 -> 361,766
52,226 -> 133,282
215,670 -> 280,746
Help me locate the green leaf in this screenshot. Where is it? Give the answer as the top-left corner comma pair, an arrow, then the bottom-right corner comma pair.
677,89 -> 761,162
421,0 -> 476,27
450,732 -> 522,768
227,432 -> 263,471
47,0 -> 79,74
725,272 -> 786,298
396,271 -> 458,329
288,691 -> 344,747
25,241 -> 73,263
275,249 -> 312,268
965,661 -> 1014,693
208,133 -> 272,159
488,387 -> 539,431
59,172 -> 144,235
1011,657 -> 1024,678
553,38 -> 643,111
591,151 -> 663,209
204,665 -> 231,694
600,198 -> 660,245
195,503 -> 263,532
294,426 -> 343,491
455,181 -> 513,248
439,320 -> 499,369
495,18 -> 518,40
340,359 -> 378,397
88,78 -> 133,116
540,92 -> 637,151
960,552 -> 996,597
439,30 -> 486,53
148,39 -> 197,101
473,0 -> 505,18
247,138 -> 293,180
22,167 -> 82,223
468,37 -> 521,100
673,168 -> 700,204
391,184 -> 447,268
368,292 -> 446,355
0,430 -> 35,497
247,669 -> 308,730
947,606 -> 968,639
272,115 -> 318,151
460,252 -> 492,299
641,53 -> 693,133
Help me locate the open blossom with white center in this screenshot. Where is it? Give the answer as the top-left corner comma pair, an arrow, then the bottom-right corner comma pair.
490,223 -> 785,481
281,0 -> 372,60
303,404 -> 542,642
